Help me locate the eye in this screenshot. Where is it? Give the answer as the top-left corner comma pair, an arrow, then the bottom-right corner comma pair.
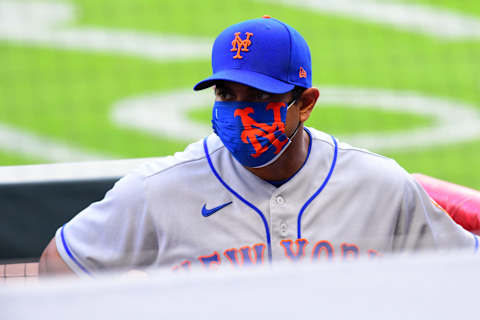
215,87 -> 233,101
255,90 -> 272,101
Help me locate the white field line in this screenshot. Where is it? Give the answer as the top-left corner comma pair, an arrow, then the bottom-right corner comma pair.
112,87 -> 480,153
0,0 -> 211,162
0,123 -> 110,162
318,87 -> 480,151
0,1 -> 212,61
112,90 -> 214,141
1,0 -> 480,161
260,0 -> 480,40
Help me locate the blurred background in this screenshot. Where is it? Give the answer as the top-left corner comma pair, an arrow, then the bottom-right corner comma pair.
1,0 -> 479,190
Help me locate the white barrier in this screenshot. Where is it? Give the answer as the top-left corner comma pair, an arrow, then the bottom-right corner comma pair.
1,251 -> 479,319
0,158 -> 155,184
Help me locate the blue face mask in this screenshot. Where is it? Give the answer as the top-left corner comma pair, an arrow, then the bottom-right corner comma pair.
212,100 -> 298,168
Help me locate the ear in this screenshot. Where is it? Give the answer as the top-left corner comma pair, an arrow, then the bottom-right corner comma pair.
298,87 -> 319,123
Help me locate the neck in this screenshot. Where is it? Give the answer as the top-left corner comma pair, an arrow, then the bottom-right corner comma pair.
246,125 -> 310,181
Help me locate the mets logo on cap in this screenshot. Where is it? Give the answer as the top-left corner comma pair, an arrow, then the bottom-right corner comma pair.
230,32 -> 253,59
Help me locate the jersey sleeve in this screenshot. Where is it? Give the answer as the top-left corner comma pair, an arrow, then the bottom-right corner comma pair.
55,173 -> 157,276
393,173 -> 479,253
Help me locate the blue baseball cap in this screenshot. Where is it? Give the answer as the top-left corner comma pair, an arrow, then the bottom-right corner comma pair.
193,16 -> 312,94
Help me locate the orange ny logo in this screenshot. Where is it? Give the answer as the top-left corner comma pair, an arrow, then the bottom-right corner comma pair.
230,32 -> 253,59
234,102 -> 287,158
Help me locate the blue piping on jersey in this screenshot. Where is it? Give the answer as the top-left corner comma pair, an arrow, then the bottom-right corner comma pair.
203,138 -> 273,263
474,234 -> 479,253
61,225 -> 91,276
297,135 -> 338,239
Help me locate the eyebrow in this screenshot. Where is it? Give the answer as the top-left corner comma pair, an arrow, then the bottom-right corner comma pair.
214,84 -> 228,92
214,84 -> 275,99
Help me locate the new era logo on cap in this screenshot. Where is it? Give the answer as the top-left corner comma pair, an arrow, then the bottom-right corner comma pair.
299,67 -> 307,79
194,16 -> 312,94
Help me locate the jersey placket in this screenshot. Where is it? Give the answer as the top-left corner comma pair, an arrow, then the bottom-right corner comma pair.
203,133 -> 337,264
269,134 -> 338,261
269,191 -> 295,261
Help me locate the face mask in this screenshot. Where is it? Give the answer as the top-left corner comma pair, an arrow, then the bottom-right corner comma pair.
212,99 -> 298,168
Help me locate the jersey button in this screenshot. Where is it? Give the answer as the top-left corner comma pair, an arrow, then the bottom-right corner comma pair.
276,196 -> 285,205
280,222 -> 288,237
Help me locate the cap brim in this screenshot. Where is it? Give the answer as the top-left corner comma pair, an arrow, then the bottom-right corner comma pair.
193,69 -> 295,94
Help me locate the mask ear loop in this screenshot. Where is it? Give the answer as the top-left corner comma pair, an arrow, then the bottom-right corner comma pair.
248,99 -> 301,169
286,99 -> 296,110
289,121 -> 301,140
286,99 -> 301,140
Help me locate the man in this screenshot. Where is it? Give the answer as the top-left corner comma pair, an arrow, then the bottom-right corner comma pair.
39,16 -> 477,276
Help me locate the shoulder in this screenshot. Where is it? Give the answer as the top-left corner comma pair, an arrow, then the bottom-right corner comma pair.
130,134 -> 225,179
114,135 -> 230,199
70,135 -> 227,223
307,127 -> 409,187
308,127 -> 391,162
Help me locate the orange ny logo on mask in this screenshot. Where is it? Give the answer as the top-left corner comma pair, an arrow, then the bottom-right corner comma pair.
230,32 -> 253,59
234,102 -> 288,158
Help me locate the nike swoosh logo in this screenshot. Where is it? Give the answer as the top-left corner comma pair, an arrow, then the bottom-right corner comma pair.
202,201 -> 232,217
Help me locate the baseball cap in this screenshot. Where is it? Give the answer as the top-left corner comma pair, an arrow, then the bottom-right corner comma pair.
193,16 -> 312,94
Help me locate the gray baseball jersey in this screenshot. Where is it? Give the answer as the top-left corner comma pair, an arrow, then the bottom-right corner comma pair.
55,128 -> 478,275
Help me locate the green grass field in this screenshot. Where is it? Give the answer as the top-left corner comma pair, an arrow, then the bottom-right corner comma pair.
0,0 -> 479,188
